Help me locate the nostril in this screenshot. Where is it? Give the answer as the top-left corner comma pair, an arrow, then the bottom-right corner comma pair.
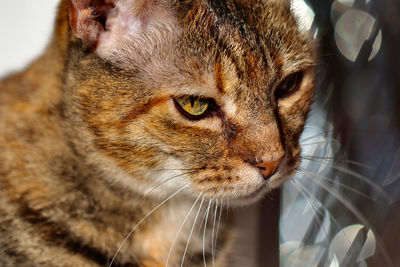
255,157 -> 283,180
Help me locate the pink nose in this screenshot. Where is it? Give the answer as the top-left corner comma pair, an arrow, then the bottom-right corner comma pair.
255,156 -> 283,179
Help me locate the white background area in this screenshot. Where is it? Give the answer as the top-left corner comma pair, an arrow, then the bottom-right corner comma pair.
0,0 -> 59,78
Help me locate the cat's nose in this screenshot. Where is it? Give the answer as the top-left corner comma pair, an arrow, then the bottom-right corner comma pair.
255,155 -> 284,179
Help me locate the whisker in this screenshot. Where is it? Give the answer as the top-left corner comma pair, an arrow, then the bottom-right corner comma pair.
213,198 -> 224,257
301,174 -> 394,267
290,180 -> 329,233
303,162 -> 389,201
302,155 -> 335,160
299,169 -> 372,200
301,156 -> 389,200
291,177 -> 358,262
159,167 -> 203,171
191,200 -> 214,262
138,171 -> 196,207
290,179 -> 346,242
302,124 -> 333,132
299,130 -> 335,143
196,202 -> 211,240
302,155 -> 372,169
203,199 -> 212,267
301,140 -> 340,147
190,198 -> 210,261
165,192 -> 203,267
302,173 -> 372,227
186,198 -> 214,264
109,184 -> 189,267
211,200 -> 218,267
288,179 -> 337,265
291,178 -> 343,228
181,196 -> 205,267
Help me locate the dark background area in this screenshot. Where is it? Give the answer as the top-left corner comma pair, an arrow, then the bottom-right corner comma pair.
254,0 -> 400,266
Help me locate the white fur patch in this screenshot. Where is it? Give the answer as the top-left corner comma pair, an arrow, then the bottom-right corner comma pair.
143,157 -> 192,197
221,97 -> 237,118
290,0 -> 315,33
88,149 -> 191,200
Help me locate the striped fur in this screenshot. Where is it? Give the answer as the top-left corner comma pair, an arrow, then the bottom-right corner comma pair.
0,0 -> 315,266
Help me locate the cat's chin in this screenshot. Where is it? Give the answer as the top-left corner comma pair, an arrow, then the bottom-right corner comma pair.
227,183 -> 271,206
225,168 -> 297,206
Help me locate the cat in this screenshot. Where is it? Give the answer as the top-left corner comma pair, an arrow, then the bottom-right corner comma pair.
0,0 -> 315,266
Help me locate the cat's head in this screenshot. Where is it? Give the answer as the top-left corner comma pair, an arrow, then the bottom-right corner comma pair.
62,0 -> 315,204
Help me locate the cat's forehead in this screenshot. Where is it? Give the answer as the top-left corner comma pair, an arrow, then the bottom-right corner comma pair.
174,0 -> 314,75
96,0 -> 314,95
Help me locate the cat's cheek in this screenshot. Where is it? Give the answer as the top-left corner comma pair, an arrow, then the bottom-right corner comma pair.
277,69 -> 314,112
220,96 -> 238,118
277,71 -> 315,142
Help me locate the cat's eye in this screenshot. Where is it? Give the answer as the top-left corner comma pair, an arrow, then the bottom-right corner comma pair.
275,71 -> 304,99
174,96 -> 215,120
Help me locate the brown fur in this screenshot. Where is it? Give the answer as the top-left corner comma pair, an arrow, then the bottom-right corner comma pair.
0,0 -> 315,266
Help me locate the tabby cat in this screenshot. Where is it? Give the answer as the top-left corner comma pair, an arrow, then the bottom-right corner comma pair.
0,0 -> 315,266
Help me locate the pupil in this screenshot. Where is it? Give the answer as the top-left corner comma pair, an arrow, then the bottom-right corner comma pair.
276,72 -> 302,99
286,75 -> 296,89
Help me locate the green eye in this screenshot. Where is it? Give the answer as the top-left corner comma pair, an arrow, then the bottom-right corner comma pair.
174,96 -> 214,120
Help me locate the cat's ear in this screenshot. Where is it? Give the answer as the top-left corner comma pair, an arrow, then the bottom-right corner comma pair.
67,0 -> 116,47
67,0 -> 176,52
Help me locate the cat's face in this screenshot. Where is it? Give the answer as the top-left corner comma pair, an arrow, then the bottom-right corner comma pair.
65,0 -> 315,204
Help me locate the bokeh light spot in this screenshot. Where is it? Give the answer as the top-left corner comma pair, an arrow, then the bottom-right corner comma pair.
328,224 -> 376,265
334,9 -> 382,62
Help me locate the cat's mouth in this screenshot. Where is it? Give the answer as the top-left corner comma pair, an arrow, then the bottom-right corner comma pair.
228,161 -> 296,204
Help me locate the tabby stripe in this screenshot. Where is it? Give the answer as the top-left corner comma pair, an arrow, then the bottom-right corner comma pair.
215,57 -> 225,94
219,31 -> 247,78
17,203 -> 137,267
0,210 -> 31,264
204,6 -> 245,80
209,0 -> 272,83
206,1 -> 270,83
1,247 -> 30,265
255,34 -> 272,78
269,48 -> 283,77
120,96 -> 169,125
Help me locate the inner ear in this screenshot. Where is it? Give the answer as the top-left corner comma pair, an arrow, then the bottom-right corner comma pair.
67,0 -> 116,46
67,0 -> 176,56
91,0 -> 116,27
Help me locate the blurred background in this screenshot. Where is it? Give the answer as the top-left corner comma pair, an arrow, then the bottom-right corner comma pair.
0,0 -> 59,76
1,1 -> 399,266
273,0 -> 400,266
